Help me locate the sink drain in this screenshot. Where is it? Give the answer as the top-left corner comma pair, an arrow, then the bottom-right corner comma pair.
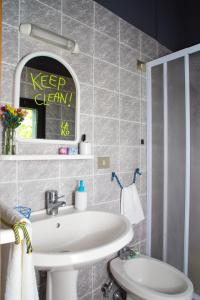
56,223 -> 61,228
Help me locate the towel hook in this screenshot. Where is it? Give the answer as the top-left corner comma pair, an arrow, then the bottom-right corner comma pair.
133,168 -> 142,183
111,172 -> 123,189
112,168 -> 142,189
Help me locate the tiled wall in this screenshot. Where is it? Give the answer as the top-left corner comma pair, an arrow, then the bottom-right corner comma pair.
1,0 -> 170,299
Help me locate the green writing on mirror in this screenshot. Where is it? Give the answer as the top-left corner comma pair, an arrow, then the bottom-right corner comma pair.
31,72 -> 67,91
30,72 -> 74,108
60,121 -> 70,136
34,91 -> 73,106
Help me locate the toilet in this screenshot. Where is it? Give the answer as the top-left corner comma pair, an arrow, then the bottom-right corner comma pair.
110,256 -> 193,300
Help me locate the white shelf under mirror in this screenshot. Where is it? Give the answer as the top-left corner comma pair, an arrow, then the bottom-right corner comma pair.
0,155 -> 93,161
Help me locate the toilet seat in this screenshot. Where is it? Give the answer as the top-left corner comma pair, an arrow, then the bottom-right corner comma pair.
110,256 -> 193,300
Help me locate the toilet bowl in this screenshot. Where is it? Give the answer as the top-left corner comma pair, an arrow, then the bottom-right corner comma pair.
110,256 -> 193,300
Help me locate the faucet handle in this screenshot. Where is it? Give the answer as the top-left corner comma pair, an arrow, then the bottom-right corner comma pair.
57,194 -> 65,200
119,246 -> 140,260
45,190 -> 65,203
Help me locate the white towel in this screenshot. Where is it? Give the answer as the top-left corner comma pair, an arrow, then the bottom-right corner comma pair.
121,183 -> 144,224
0,202 -> 39,300
0,203 -> 28,225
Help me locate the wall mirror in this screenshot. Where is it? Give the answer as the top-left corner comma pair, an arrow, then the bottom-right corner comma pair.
14,51 -> 80,144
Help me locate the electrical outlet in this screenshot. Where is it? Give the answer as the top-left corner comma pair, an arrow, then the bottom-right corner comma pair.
97,157 -> 110,169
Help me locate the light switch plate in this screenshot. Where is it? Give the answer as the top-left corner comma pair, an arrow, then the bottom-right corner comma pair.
97,157 -> 110,169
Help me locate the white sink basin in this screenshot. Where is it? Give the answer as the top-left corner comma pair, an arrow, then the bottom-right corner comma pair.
31,208 -> 133,269
31,207 -> 133,300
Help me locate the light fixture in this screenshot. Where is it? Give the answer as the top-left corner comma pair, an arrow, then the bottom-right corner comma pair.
19,23 -> 79,54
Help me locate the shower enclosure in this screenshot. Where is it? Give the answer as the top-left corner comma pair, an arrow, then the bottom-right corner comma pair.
147,44 -> 200,299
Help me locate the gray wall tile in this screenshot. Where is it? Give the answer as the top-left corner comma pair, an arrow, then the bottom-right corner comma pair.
80,114 -> 93,143
94,117 -> 119,145
20,0 -> 61,34
120,95 -> 140,122
120,43 -> 140,73
0,162 -> 16,182
62,0 -> 94,27
120,69 -> 140,98
141,100 -> 147,123
139,239 -> 147,254
120,19 -> 140,50
1,63 -> 15,104
94,88 -> 119,118
3,0 -> 19,27
62,15 -> 94,56
79,293 -> 92,300
61,160 -> 93,177
18,143 -> 58,155
140,194 -> 147,216
18,179 -> 59,211
80,84 -> 93,114
141,124 -> 147,145
90,200 -> 120,213
2,24 -> 18,64
141,77 -> 146,100
141,146 -> 147,172
0,183 -> 18,207
39,0 -> 61,11
18,160 -> 59,180
120,146 -> 140,172
92,288 -> 104,300
94,59 -> 119,91
158,44 -> 171,58
62,52 -> 93,85
93,258 -> 109,290
95,3 -> 119,39
120,121 -> 140,146
141,32 -> 157,59
140,171 -> 147,194
94,174 -> 120,204
133,220 -> 146,243
78,266 -> 92,297
95,31 -> 119,65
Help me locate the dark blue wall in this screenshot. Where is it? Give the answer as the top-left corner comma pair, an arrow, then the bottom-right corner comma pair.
95,0 -> 189,51
185,0 -> 200,48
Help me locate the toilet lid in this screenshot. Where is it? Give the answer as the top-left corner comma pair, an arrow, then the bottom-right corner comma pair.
110,256 -> 193,300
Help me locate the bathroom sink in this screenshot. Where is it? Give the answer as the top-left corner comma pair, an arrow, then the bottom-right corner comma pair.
31,208 -> 133,269
0,207 -> 133,300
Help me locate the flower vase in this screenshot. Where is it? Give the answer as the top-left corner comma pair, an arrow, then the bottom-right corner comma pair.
2,128 -> 16,155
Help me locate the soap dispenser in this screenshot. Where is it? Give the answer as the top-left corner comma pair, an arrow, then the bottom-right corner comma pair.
75,180 -> 87,210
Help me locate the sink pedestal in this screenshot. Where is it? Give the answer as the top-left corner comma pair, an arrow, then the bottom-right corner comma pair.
46,269 -> 79,300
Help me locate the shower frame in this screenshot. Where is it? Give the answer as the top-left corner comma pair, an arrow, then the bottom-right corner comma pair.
146,43 -> 200,300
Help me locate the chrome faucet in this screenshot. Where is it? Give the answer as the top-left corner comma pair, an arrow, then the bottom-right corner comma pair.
45,190 -> 66,216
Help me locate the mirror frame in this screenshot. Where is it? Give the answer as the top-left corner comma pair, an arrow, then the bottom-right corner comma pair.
14,51 -> 80,144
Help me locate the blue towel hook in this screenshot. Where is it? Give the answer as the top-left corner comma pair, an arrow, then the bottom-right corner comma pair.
111,172 -> 123,189
133,168 -> 142,183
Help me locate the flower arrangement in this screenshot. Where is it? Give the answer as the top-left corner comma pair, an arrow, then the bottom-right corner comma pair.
0,104 -> 27,155
0,104 -> 27,129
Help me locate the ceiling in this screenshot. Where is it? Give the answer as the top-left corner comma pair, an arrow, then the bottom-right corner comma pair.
95,0 -> 200,52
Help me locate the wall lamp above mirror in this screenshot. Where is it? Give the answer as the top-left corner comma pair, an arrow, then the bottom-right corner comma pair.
19,24 -> 80,54
14,51 -> 80,144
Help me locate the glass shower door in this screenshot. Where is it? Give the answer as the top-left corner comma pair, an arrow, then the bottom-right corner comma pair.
189,51 -> 200,294
166,58 -> 186,271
